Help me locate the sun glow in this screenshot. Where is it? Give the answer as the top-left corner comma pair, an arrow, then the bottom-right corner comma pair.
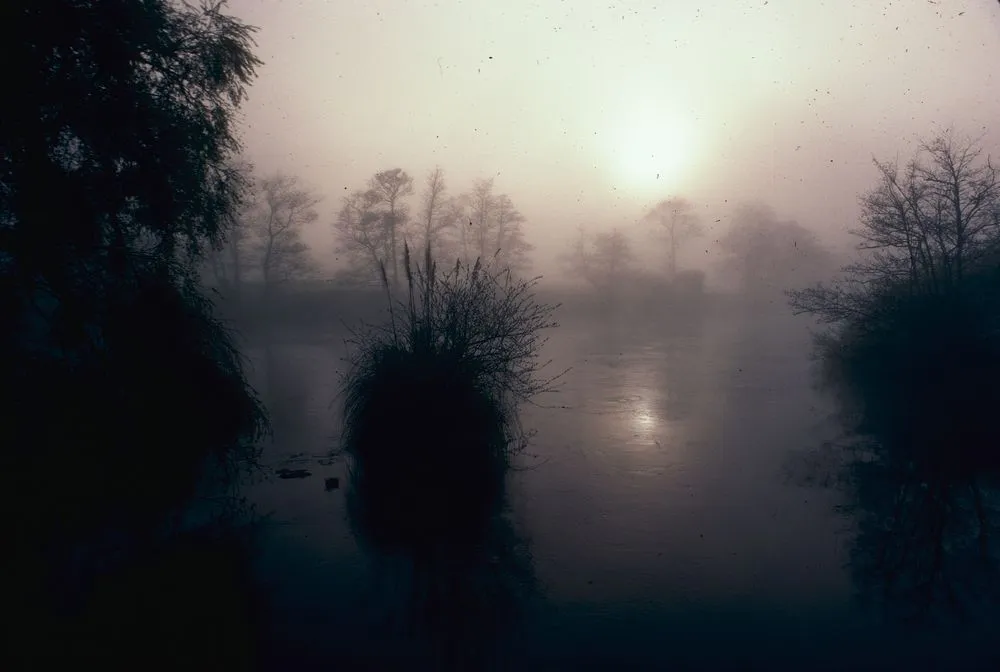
605,104 -> 696,193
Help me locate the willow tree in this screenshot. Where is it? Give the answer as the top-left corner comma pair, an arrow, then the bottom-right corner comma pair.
0,1 -> 269,653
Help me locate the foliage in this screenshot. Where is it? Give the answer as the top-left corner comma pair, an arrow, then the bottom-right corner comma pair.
0,0 -> 270,654
811,291 -> 1000,622
1,0 -> 262,273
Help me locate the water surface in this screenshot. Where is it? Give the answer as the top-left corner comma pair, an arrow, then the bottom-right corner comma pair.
240,299 -> 996,670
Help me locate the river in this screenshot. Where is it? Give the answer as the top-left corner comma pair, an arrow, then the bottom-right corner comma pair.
238,296 -> 997,670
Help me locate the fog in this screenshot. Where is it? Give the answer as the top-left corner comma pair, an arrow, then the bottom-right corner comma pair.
11,1 -> 1000,669
229,0 -> 1000,278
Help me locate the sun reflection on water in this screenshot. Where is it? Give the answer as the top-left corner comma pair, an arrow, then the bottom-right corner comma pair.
627,395 -> 665,444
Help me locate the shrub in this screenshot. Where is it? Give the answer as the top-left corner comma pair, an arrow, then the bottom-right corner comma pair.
792,282 -> 1000,621
339,244 -> 560,552
814,285 -> 1000,481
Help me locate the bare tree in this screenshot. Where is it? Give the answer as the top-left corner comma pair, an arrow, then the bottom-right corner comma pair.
644,197 -> 704,278
786,133 -> 1000,622
468,178 -> 497,263
334,188 -> 386,283
853,132 -> 1000,295
201,158 -> 255,299
590,229 -> 634,292
253,173 -> 319,294
418,167 -> 456,260
493,193 -> 533,274
559,225 -> 592,281
368,168 -> 414,287
436,194 -> 469,265
562,226 -> 633,292
719,202 -> 832,299
791,131 -> 1000,322
462,179 -> 532,273
205,218 -> 249,295
226,215 -> 248,297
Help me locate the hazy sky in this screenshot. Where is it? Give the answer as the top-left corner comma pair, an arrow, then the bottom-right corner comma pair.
228,0 -> 1000,274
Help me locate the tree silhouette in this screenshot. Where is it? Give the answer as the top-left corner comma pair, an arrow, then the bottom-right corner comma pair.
643,197 -> 704,278
462,178 -> 533,273
418,167 -> 460,260
789,132 -> 1000,625
719,202 -> 832,299
563,227 -> 634,294
1,2 -> 268,663
252,172 -> 319,294
335,187 -> 388,282
203,158 -> 256,302
368,168 -> 414,288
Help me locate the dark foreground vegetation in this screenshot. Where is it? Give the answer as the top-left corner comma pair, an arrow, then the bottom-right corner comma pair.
1,1 -> 270,667
334,245 -> 555,668
5,0 -> 1000,666
791,132 -> 1000,623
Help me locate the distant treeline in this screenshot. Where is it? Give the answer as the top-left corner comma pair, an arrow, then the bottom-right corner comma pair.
200,163 -> 840,307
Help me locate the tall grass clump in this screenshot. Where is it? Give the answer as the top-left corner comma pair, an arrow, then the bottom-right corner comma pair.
340,244 -> 560,551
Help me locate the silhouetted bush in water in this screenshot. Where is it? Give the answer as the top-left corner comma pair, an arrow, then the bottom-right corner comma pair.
348,502 -> 540,671
791,269 -> 1000,621
788,132 -> 1000,622
804,287 -> 1000,622
337,246 -> 552,668
339,244 -> 559,552
815,286 -> 1000,480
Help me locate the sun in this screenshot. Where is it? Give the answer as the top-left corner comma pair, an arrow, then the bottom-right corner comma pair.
605,106 -> 695,193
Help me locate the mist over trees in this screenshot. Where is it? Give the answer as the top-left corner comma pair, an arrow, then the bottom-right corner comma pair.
643,197 -> 705,279
718,203 -> 835,299
8,0 -> 1000,665
790,130 -> 1000,620
418,167 -> 461,262
254,173 -> 319,293
561,226 -> 635,295
557,195 -> 832,306
334,168 -> 534,284
204,161 -> 254,300
204,167 -> 319,298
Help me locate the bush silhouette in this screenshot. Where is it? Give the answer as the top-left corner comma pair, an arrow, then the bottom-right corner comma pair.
340,244 -> 559,553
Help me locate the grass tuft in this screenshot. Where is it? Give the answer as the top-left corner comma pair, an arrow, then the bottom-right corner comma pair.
339,243 -> 560,552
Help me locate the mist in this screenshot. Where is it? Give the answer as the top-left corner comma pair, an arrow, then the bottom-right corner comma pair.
8,1 -> 1000,670
229,0 -> 1000,282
